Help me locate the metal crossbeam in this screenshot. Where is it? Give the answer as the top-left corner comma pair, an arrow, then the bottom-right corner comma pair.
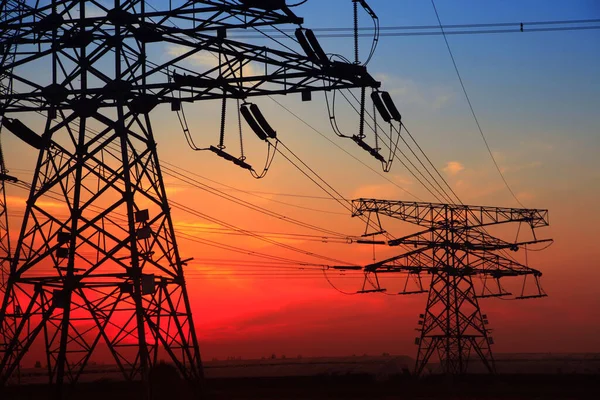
0,2 -> 378,114
352,198 -> 549,229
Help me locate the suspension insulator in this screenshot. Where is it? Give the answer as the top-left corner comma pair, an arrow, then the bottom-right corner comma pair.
209,146 -> 253,171
240,104 -> 268,141
295,28 -> 317,62
304,29 -> 329,64
381,91 -> 402,122
249,104 -> 277,139
2,118 -> 45,149
371,91 -> 391,123
352,135 -> 385,163
357,0 -> 377,19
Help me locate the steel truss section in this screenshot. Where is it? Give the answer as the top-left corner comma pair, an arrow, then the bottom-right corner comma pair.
0,1 -> 378,114
0,1 -> 382,398
352,198 -> 551,375
0,176 -> 10,294
352,198 -> 549,229
415,270 -> 494,376
1,0 -> 23,291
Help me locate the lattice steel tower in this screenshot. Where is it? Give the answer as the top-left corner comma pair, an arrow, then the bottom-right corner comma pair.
0,0 -> 380,398
352,199 -> 551,375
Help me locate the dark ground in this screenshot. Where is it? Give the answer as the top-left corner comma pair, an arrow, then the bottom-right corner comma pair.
2,374 -> 599,400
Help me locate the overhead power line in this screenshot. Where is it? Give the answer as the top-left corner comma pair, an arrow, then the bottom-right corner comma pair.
430,0 -> 526,208
228,18 -> 600,39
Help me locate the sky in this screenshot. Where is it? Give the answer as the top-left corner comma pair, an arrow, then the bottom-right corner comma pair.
2,0 -> 600,364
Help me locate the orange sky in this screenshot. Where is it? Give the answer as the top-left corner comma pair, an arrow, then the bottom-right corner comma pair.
2,0 -> 599,363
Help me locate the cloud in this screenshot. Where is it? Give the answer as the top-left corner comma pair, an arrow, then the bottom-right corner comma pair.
167,45 -> 220,69
515,191 -> 536,202
166,44 -> 262,78
374,73 -> 456,110
351,183 -> 406,199
85,3 -> 106,18
6,196 -> 65,210
501,161 -> 543,174
200,297 -> 387,341
443,161 -> 465,176
164,186 -> 187,196
174,221 -> 222,236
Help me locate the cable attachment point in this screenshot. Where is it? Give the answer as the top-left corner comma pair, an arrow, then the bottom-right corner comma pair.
352,135 -> 385,163
240,102 -> 277,141
325,87 -> 403,172
371,90 -> 401,123
295,28 -> 329,64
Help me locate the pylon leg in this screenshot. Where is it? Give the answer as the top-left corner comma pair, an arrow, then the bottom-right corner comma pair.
0,109 -> 203,398
415,270 -> 495,375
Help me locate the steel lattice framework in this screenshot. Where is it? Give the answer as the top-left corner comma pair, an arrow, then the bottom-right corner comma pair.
0,1 -> 380,398
0,177 -> 8,293
352,199 -> 552,375
1,0 -> 23,298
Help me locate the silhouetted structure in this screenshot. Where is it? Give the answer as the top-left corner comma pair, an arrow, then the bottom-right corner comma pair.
352,199 -> 552,375
0,0 -> 21,296
0,115 -> 12,297
0,1 -> 380,399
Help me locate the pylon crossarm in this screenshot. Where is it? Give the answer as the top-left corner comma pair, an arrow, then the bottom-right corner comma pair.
0,1 -> 301,34
385,226 -> 542,251
1,1 -> 378,115
352,198 -> 549,229
1,38 -> 377,114
366,240 -> 543,278
471,251 -> 543,277
365,245 -> 436,272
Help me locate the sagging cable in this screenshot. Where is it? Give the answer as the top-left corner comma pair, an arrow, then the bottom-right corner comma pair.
361,89 -> 405,172
175,101 -> 207,151
325,87 -> 403,172
357,271 -> 386,294
239,101 -> 279,179
355,0 -> 380,66
175,96 -> 278,179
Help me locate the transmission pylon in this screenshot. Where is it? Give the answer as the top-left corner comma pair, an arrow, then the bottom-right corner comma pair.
0,0 -> 381,398
352,199 -> 552,375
